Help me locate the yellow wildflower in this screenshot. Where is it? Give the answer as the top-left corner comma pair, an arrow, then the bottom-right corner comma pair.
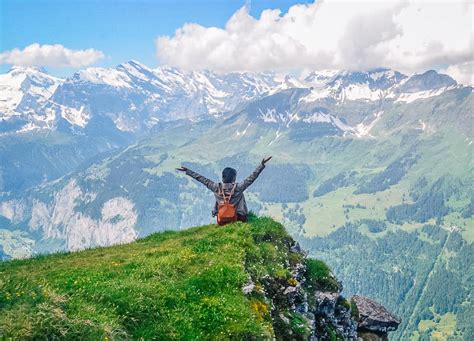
288,278 -> 298,286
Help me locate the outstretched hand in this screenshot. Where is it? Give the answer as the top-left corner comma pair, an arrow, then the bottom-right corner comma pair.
176,166 -> 188,172
261,156 -> 272,166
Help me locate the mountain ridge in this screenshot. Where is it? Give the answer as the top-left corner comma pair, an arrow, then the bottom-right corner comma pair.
1,62 -> 466,136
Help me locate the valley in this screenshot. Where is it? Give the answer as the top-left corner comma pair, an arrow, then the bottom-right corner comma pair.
0,63 -> 472,339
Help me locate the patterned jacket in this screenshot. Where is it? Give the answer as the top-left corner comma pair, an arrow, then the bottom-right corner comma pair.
185,163 -> 265,216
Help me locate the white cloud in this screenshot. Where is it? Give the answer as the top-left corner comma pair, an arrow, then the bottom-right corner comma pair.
440,62 -> 474,86
0,43 -> 104,68
155,0 -> 474,84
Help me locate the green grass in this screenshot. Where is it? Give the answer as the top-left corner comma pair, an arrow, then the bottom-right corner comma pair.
304,259 -> 340,292
0,216 -> 328,340
287,184 -> 407,238
417,311 -> 457,340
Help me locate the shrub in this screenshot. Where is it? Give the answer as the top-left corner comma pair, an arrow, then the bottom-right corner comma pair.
304,259 -> 340,292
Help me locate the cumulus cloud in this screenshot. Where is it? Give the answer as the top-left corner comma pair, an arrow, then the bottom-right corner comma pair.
0,43 -> 104,68
156,0 -> 474,84
440,62 -> 474,86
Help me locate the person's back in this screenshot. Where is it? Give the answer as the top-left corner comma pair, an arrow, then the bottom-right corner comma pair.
177,157 -> 272,224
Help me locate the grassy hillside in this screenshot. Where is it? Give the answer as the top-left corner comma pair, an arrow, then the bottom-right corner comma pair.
0,215 -> 341,339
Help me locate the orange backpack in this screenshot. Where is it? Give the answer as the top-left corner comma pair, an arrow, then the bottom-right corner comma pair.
217,182 -> 237,226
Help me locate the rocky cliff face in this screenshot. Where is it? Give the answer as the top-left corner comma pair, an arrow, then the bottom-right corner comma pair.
0,179 -> 137,257
242,239 -> 401,340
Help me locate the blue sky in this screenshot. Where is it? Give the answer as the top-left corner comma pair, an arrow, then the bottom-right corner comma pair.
0,0 -> 471,84
0,0 -> 309,74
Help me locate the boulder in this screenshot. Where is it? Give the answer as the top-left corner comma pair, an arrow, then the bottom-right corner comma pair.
351,295 -> 401,334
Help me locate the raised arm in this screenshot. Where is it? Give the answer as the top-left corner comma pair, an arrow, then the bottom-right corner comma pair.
238,156 -> 272,192
176,166 -> 218,191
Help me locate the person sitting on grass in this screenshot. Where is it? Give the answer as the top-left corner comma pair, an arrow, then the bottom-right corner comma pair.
177,157 -> 272,225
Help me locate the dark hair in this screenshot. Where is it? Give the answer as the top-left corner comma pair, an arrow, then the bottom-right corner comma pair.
222,167 -> 237,183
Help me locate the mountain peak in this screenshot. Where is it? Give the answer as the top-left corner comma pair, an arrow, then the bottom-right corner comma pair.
117,60 -> 154,75
121,59 -> 148,68
399,69 -> 457,93
8,65 -> 49,75
128,59 -> 145,66
303,69 -> 340,84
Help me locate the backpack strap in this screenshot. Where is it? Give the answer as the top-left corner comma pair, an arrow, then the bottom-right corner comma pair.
229,182 -> 237,197
225,182 -> 237,204
218,183 -> 224,201
219,182 -> 237,204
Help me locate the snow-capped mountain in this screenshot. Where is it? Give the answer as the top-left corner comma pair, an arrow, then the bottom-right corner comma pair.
0,62 -> 464,137
219,87 -> 368,143
1,61 -> 309,135
299,68 -> 461,104
215,68 -> 469,146
0,66 -> 62,114
0,67 -> 63,132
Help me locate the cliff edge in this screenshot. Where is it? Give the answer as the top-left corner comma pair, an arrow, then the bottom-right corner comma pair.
0,215 -> 400,339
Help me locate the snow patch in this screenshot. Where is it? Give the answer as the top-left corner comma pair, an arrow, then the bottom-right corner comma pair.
61,105 -> 90,127
417,120 -> 427,131
353,111 -> 384,138
370,70 -> 395,81
341,82 -> 383,101
301,112 -> 332,124
114,113 -> 137,132
299,87 -> 332,103
268,127 -> 282,146
394,86 -> 457,103
259,108 -> 279,123
78,67 -> 132,88
236,122 -> 252,136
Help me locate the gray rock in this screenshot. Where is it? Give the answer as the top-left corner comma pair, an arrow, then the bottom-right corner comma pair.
283,285 -> 298,295
279,313 -> 290,325
312,291 -> 358,340
290,241 -> 303,253
314,291 -> 339,319
242,281 -> 255,294
351,295 -> 401,334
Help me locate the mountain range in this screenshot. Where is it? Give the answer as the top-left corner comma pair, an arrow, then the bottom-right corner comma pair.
0,61 -> 472,339
1,62 -> 461,135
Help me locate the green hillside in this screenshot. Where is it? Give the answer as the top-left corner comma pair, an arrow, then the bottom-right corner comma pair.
0,215 -> 353,339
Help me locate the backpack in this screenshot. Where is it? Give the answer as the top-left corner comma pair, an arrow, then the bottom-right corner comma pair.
217,182 -> 237,226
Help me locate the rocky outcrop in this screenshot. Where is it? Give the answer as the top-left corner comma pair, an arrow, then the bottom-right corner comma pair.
351,295 -> 401,340
313,290 -> 358,340
243,238 -> 400,340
